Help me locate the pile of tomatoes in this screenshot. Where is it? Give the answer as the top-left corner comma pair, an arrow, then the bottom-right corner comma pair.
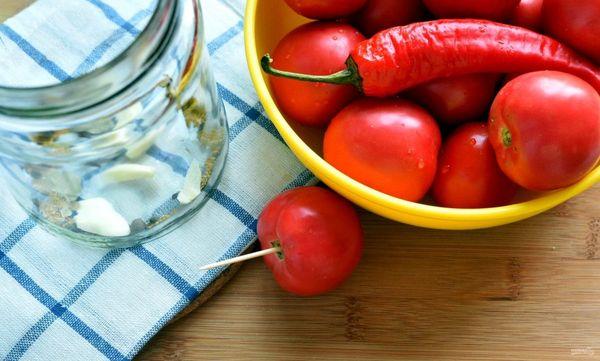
267,0 -> 600,209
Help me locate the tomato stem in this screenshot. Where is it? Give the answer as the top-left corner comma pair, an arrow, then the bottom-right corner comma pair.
501,127 -> 512,147
261,54 -> 363,91
270,240 -> 285,260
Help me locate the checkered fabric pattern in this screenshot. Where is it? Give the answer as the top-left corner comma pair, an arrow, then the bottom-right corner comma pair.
0,0 -> 315,359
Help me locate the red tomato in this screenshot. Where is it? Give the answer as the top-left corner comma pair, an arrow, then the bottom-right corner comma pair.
489,71 -> 600,191
269,22 -> 365,127
408,74 -> 501,126
511,0 -> 544,31
423,0 -> 520,21
353,0 -> 425,37
432,123 -> 518,208
543,0 -> 600,63
257,187 -> 363,296
324,98 -> 441,201
284,0 -> 367,20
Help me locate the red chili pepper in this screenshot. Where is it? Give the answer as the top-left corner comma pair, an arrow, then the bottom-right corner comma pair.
262,19 -> 600,96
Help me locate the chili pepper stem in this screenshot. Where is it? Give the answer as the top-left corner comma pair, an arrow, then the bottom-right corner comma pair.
261,54 -> 363,91
199,246 -> 281,271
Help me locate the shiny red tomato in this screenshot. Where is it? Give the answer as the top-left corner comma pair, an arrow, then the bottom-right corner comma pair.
432,123 -> 518,208
353,0 -> 425,37
284,0 -> 367,19
324,98 -> 441,202
489,71 -> 600,191
408,74 -> 501,126
543,0 -> 600,63
269,22 -> 365,127
257,187 -> 363,296
423,0 -> 520,21
511,0 -> 544,31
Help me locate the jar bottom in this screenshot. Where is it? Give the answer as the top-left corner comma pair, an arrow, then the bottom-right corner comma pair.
3,103 -> 229,249
29,144 -> 226,249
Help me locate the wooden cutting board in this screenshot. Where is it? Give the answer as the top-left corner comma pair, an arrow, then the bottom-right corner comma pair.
140,184 -> 600,360
0,1 -> 33,22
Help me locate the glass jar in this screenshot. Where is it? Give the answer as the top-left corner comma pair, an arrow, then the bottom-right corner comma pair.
0,0 -> 228,248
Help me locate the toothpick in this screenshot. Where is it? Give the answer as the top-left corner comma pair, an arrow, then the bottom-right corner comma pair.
200,247 -> 280,271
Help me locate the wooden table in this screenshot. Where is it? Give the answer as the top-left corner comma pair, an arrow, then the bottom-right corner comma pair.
0,1 -> 33,22
138,184 -> 600,360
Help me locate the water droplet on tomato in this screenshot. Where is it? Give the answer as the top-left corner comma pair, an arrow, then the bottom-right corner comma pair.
418,159 -> 425,169
441,165 -> 450,174
469,138 -> 477,145
332,36 -> 338,40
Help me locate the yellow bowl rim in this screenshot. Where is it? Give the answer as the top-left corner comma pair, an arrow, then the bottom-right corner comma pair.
243,0 -> 600,222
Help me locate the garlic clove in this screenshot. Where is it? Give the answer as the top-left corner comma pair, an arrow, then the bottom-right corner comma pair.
99,164 -> 156,184
177,160 -> 202,204
75,198 -> 130,237
114,102 -> 144,128
126,129 -> 159,160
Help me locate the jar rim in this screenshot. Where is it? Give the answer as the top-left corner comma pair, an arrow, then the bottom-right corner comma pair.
0,0 -> 177,116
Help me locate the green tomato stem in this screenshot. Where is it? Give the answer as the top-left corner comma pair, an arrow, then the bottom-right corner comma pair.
270,240 -> 285,260
501,127 -> 512,147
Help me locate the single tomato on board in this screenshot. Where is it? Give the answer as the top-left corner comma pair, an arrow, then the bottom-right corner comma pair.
324,98 -> 441,202
489,71 -> 600,191
423,0 -> 520,21
257,187 -> 363,296
408,73 -> 500,126
543,0 -> 600,64
432,123 -> 518,208
284,0 -> 367,20
353,0 -> 425,37
268,22 -> 365,127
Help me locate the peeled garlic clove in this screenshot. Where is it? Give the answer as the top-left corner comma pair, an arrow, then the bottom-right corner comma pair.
99,164 -> 156,184
177,160 -> 202,204
114,102 -> 143,128
75,198 -> 130,237
126,129 -> 159,160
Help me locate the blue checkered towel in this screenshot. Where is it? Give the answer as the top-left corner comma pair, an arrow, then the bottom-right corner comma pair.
0,0 -> 314,359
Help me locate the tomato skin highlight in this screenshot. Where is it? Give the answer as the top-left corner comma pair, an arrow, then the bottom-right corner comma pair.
432,123 -> 518,208
353,0 -> 425,37
257,187 -> 363,297
409,73 -> 501,126
284,0 -> 367,20
423,0 -> 520,21
324,98 -> 441,202
543,0 -> 600,64
489,71 -> 600,191
269,22 -> 364,127
511,0 -> 544,31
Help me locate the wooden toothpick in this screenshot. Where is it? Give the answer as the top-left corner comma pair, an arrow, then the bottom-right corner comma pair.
200,247 -> 280,271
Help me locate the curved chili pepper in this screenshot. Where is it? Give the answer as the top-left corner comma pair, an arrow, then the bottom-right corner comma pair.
262,19 -> 600,96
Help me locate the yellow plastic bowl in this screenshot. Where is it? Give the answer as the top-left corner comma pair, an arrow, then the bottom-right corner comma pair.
244,0 -> 600,230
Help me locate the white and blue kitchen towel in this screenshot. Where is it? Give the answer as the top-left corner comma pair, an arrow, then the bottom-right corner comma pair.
0,0 -> 314,359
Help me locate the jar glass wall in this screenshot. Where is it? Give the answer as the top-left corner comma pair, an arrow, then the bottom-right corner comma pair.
0,0 -> 229,248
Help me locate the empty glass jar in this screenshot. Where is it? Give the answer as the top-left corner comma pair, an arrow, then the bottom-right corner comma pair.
0,0 -> 228,247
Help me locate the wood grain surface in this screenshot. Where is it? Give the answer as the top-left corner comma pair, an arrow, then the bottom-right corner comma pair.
0,1 -> 34,22
137,184 -> 600,360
